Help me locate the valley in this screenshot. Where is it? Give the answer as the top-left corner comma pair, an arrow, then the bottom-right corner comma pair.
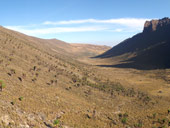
0,18 -> 170,128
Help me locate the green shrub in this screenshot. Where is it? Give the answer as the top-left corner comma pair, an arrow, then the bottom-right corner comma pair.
135,123 -> 142,127
158,118 -> 161,123
0,80 -> 6,88
19,97 -> 24,101
153,113 -> 156,118
162,118 -> 166,123
168,109 -> 170,114
53,119 -> 59,126
121,117 -> 127,124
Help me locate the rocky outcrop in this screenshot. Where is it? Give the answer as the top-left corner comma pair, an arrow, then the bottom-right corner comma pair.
143,17 -> 170,32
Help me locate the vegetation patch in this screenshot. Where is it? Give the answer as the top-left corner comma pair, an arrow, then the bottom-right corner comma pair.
19,96 -> 24,101
53,119 -> 60,127
0,80 -> 6,91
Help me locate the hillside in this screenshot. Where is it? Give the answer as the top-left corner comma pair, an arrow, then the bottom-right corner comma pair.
0,26 -> 141,128
96,17 -> 170,69
0,26 -> 115,127
1,25 -> 170,128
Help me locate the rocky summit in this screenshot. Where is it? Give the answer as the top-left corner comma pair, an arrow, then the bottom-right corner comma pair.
143,17 -> 170,32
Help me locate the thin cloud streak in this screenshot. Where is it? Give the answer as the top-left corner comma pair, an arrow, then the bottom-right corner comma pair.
43,18 -> 150,28
5,26 -> 108,35
5,18 -> 151,36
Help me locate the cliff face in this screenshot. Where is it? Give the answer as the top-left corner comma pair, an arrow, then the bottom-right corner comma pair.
143,17 -> 170,32
96,17 -> 170,69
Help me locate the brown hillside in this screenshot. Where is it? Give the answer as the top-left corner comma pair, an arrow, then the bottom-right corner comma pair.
1,25 -> 170,128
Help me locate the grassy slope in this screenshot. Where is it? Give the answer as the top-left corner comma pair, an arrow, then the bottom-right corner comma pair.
0,26 -> 170,128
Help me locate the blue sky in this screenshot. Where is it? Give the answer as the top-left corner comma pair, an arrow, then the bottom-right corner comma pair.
1,0 -> 170,46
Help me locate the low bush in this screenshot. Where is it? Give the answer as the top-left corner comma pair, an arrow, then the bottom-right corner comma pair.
0,80 -> 6,90
53,119 -> 60,126
121,117 -> 127,124
19,97 -> 24,101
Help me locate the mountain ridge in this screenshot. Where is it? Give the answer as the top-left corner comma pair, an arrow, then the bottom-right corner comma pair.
96,17 -> 170,69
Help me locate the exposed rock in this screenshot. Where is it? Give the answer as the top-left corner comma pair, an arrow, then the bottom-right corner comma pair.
56,111 -> 65,119
27,114 -> 35,121
143,17 -> 170,32
0,115 -> 14,125
62,125 -> 73,128
144,20 -> 159,32
38,113 -> 46,121
19,124 -> 30,128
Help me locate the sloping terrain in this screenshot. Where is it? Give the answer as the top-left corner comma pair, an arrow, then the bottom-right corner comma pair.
0,26 -> 115,128
1,25 -> 170,128
96,17 -> 170,69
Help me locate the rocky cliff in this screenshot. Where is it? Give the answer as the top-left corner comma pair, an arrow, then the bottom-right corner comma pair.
143,17 -> 170,32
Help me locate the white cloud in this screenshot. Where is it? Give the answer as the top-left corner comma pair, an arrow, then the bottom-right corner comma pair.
43,19 -> 97,25
5,18 -> 151,37
5,26 -> 107,35
43,18 -> 150,29
114,29 -> 123,32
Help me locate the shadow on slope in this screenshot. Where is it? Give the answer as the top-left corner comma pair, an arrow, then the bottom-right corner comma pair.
97,43 -> 170,70
97,62 -> 166,70
97,42 -> 170,70
95,18 -> 170,70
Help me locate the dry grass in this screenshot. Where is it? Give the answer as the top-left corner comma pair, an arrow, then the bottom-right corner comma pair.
0,26 -> 170,128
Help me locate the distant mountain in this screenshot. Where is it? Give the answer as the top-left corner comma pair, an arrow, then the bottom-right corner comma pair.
96,17 -> 170,69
